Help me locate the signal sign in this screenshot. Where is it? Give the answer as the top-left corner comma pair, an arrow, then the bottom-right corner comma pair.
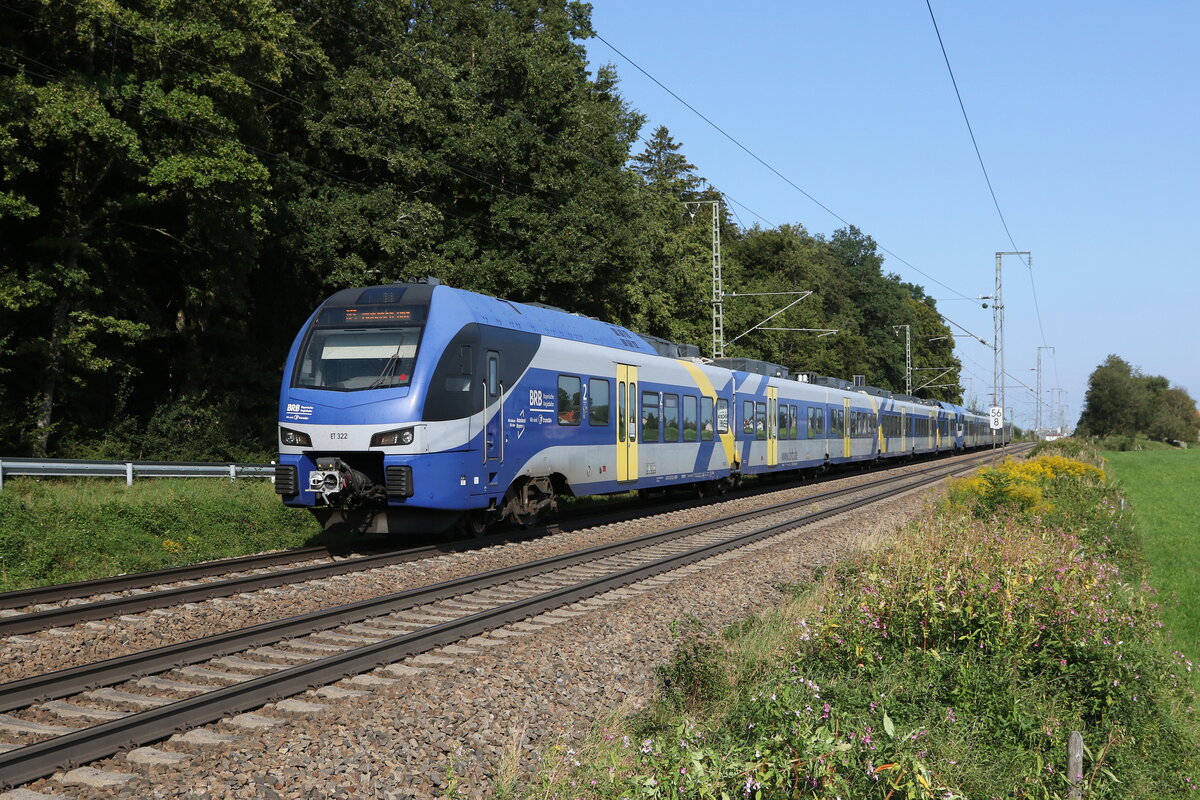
989,406 -> 1004,430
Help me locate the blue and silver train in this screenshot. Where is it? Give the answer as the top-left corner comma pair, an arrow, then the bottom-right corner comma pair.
275,282 -> 1008,534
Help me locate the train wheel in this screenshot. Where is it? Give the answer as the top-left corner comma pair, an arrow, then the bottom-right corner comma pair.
502,476 -> 556,528
454,510 -> 489,538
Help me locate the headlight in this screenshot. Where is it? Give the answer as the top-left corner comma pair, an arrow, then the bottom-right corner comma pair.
279,427 -> 312,447
371,427 -> 414,447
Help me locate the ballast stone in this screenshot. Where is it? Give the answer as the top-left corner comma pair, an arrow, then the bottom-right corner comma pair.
55,766 -> 138,787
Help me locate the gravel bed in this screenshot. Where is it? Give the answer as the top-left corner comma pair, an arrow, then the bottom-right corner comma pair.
13,471 -> 946,799
0,456 -> 974,685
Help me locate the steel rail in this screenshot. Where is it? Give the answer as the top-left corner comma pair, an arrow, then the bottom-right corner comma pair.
0,546 -> 338,610
2,444 -> 1021,619
0,447 -> 1020,636
0,452 -> 1002,715
0,453 -> 996,788
0,531 -> 549,636
0,450 -> 1027,786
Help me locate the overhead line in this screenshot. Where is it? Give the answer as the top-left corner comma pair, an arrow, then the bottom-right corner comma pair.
923,0 -> 1051,347
592,32 -> 981,305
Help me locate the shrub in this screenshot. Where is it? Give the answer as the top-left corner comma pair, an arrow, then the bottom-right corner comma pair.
533,447 -> 1198,798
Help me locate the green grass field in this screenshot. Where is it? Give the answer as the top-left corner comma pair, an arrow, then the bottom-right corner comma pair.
0,478 -> 324,592
1103,448 -> 1200,663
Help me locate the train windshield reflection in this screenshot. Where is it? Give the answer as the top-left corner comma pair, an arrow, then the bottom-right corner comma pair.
293,326 -> 422,391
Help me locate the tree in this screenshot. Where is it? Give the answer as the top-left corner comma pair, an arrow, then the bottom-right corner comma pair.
1147,386 -> 1199,442
1077,356 -> 1141,437
0,0 -> 313,454
630,125 -> 701,196
1076,355 -> 1197,441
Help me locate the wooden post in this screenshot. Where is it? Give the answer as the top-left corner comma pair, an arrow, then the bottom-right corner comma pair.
1067,730 -> 1084,799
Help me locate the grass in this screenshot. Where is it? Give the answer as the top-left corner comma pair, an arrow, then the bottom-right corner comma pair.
513,442 -> 1199,798
0,477 -> 324,592
1102,447 -> 1200,670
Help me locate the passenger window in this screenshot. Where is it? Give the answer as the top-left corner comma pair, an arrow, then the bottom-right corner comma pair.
789,405 -> 798,440
700,397 -> 714,441
716,398 -> 730,434
486,353 -> 499,397
778,404 -> 789,440
756,402 -> 767,440
629,382 -> 636,441
663,394 -> 680,442
618,381 -> 626,442
589,378 -> 610,426
641,391 -> 660,443
742,400 -> 755,437
683,395 -> 698,442
557,375 -> 581,425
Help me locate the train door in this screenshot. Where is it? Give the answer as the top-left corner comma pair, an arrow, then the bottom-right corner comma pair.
767,386 -> 779,467
900,408 -> 907,452
484,351 -> 503,463
843,398 -> 852,459
616,364 -> 638,482
929,409 -> 937,451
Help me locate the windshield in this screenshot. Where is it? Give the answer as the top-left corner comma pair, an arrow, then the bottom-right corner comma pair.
293,326 -> 422,391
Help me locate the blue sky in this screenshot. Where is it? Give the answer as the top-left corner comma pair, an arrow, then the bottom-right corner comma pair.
584,1 -> 1199,431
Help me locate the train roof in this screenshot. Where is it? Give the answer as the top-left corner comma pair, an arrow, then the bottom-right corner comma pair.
319,284 -> 973,410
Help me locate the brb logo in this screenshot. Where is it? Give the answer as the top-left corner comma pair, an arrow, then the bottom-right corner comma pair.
285,402 -> 314,420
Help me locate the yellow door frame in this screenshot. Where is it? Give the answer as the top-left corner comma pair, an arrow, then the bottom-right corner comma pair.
843,398 -> 852,459
616,364 -> 638,482
767,387 -> 779,466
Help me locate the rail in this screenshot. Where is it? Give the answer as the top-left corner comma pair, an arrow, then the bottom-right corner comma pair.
0,457 -> 274,488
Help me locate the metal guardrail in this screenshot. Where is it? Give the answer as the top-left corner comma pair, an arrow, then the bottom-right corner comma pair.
0,457 -> 274,488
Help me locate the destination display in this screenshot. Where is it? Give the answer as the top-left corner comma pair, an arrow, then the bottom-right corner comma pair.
316,305 -> 426,327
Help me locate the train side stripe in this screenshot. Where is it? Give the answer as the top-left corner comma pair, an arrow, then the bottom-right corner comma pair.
677,360 -> 736,467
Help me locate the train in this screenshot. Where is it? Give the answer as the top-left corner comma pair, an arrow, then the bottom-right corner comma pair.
275,280 -> 1010,534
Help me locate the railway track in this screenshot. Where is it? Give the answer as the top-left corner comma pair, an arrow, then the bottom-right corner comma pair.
0,447 -> 1009,637
0,446 -> 1022,789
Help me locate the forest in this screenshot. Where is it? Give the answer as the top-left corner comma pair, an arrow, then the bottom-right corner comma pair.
0,1 -> 963,460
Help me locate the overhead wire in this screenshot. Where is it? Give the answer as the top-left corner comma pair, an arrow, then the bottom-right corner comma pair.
923,0 -> 1051,348
592,31 -> 982,306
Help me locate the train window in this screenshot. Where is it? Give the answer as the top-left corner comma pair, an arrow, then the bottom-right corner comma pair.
700,397 -> 714,441
756,402 -> 767,440
789,405 -> 798,440
742,401 -> 755,437
487,353 -> 499,397
663,394 -> 680,442
589,378 -> 610,426
618,382 -> 626,442
641,392 -> 660,443
629,382 -> 636,441
778,404 -> 789,440
716,398 -> 730,434
683,395 -> 698,442
832,409 -> 844,438
807,407 -> 816,439
557,375 -> 581,425
294,326 -> 423,392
